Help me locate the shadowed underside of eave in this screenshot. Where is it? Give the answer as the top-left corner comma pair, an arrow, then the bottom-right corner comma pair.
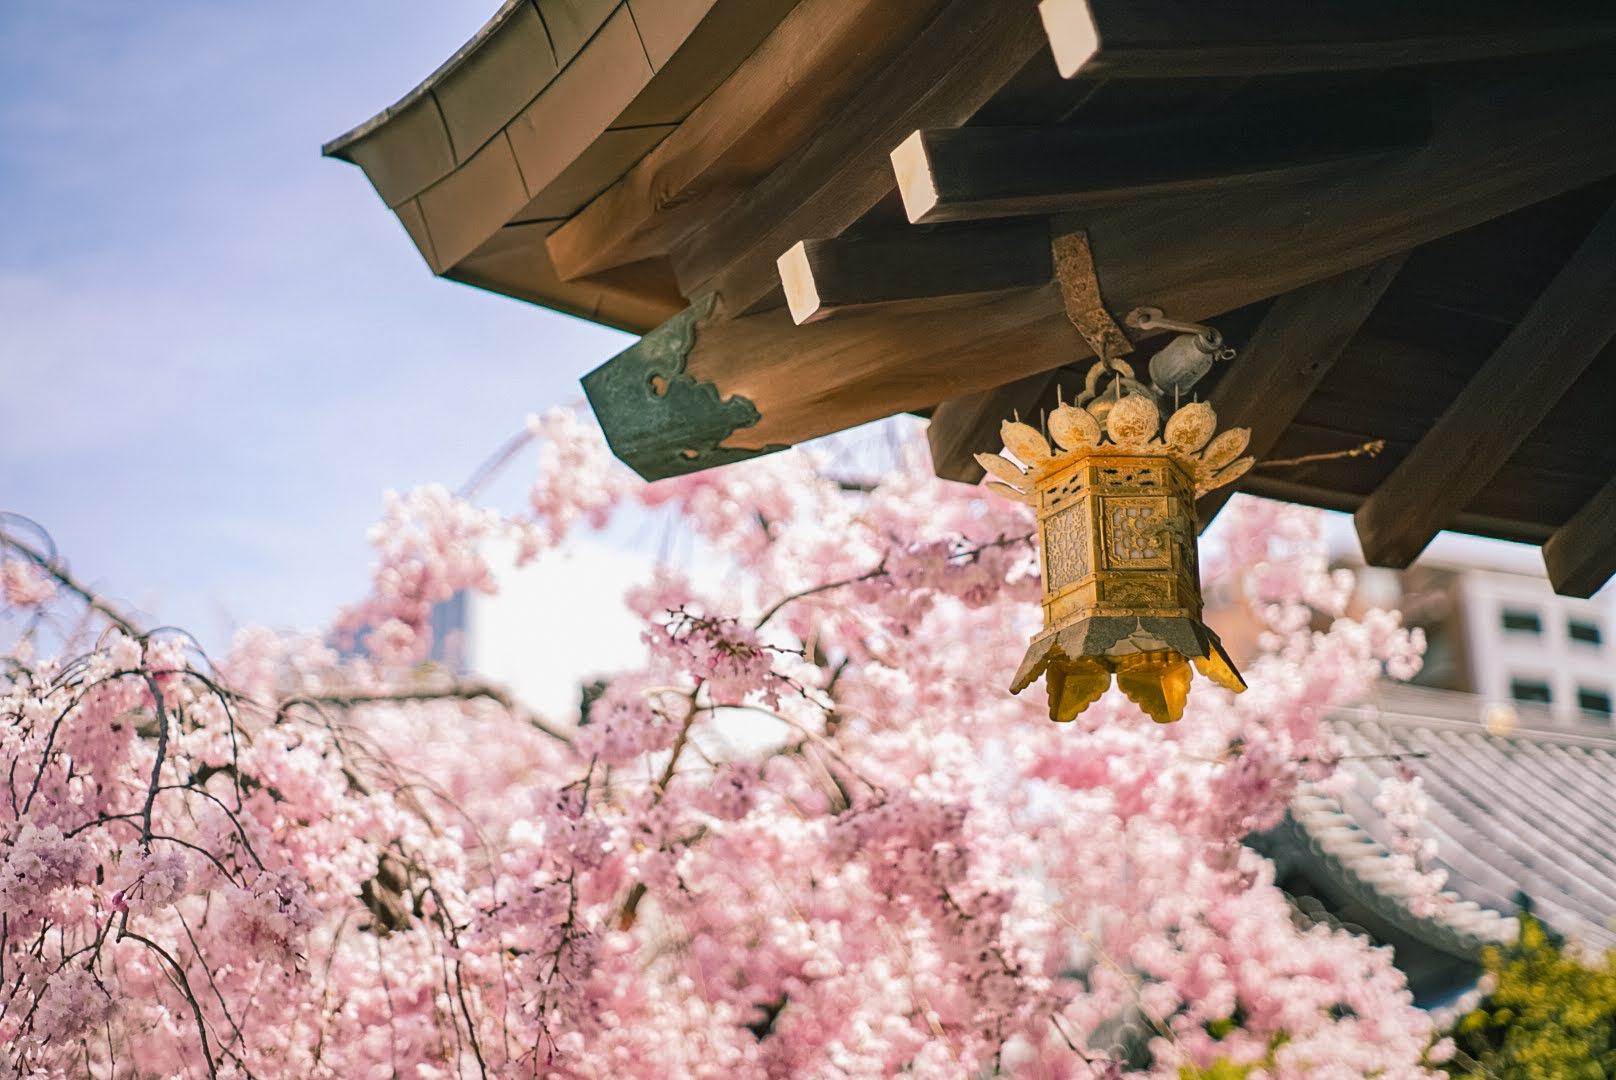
329,1 -> 1616,597
324,0 -> 803,334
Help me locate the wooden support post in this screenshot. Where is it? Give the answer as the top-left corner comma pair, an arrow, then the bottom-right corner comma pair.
892,90 -> 1429,225
1355,202 -> 1616,569
778,222 -> 1051,324
1542,474 -> 1616,597
1193,255 -> 1408,528
1038,0 -> 1616,80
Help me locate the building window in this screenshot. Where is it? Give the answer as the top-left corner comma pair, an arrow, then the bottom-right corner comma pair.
1578,687 -> 1613,718
1568,619 -> 1603,646
1509,678 -> 1552,706
1501,609 -> 1542,634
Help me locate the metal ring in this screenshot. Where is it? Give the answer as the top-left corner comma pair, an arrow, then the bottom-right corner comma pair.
1124,306 -> 1165,329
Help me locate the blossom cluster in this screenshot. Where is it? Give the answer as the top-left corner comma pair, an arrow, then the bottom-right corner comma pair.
0,410 -> 1448,1078
1374,772 -> 1450,918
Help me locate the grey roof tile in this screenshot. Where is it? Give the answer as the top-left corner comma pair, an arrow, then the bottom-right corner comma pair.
1290,694 -> 1616,951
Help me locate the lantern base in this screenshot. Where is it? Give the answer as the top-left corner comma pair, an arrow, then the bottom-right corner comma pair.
1010,616 -> 1245,724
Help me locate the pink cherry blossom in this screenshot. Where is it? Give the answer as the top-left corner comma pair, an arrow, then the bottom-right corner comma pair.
2,560 -> 56,608
0,410 -> 1449,1077
0,823 -> 91,919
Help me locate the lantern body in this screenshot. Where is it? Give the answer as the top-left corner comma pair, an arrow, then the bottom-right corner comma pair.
1011,449 -> 1242,723
983,392 -> 1251,725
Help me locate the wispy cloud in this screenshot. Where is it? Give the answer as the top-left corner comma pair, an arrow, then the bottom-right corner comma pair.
1,1 -> 631,644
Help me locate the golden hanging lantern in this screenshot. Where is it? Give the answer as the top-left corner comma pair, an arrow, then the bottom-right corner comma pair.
981,357 -> 1252,724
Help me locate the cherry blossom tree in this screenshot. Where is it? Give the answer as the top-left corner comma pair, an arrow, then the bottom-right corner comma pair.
0,409 -> 1447,1078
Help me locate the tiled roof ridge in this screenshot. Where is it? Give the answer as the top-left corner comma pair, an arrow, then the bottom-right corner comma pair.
324,0 -> 534,157
1340,691 -> 1616,752
1287,785 -> 1516,952
1289,704 -> 1616,956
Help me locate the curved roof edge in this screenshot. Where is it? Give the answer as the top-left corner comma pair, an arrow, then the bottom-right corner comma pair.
321,0 -> 802,334
1283,790 -> 1515,956
322,0 -> 532,160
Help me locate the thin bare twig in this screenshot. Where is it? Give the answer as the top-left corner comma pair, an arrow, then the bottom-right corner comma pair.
754,532 -> 1034,630
284,683 -> 572,744
458,427 -> 537,500
139,675 -> 171,848
0,521 -> 143,635
617,687 -> 702,929
115,930 -> 219,1080
1258,439 -> 1385,470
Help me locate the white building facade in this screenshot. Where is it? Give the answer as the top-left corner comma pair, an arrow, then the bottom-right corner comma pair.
1457,566 -> 1613,726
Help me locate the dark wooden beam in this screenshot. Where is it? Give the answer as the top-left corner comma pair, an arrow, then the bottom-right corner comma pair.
583,60 -> 1616,481
1542,474 -> 1616,597
892,88 -> 1429,225
1038,0 -> 1616,80
669,0 -> 1049,315
778,221 -> 1051,324
544,0 -> 949,282
928,371 -> 1063,483
1355,202 -> 1616,569
1237,474 -> 1558,547
926,257 -> 1406,492
1192,255 -> 1408,527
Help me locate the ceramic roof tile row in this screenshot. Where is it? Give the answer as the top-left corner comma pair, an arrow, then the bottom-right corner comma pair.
1288,695 -> 1616,951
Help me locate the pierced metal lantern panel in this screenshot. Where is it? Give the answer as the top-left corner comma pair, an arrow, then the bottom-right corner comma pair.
981,392 -> 1252,725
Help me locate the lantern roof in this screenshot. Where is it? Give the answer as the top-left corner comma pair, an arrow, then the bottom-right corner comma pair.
328,2 -> 1616,598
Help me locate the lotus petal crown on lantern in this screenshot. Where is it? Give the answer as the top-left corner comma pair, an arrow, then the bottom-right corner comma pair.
978,393 -> 1253,724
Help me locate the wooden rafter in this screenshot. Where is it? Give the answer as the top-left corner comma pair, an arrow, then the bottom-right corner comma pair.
777,222 -> 1051,325
891,88 -> 1429,225
927,257 -> 1407,492
1542,474 -> 1616,598
669,0 -> 1049,314
1193,256 -> 1408,527
928,371 -> 1066,483
543,0 -> 950,283
583,57 -> 1616,485
1038,0 -> 1616,80
1354,201 -> 1616,573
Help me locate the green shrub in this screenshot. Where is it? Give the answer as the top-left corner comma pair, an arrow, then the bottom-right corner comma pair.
1443,913 -> 1616,1079
1179,1061 -> 1256,1080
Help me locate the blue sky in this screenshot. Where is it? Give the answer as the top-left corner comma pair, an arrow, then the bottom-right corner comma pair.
1,2 -> 632,644
1,3 -> 1581,656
